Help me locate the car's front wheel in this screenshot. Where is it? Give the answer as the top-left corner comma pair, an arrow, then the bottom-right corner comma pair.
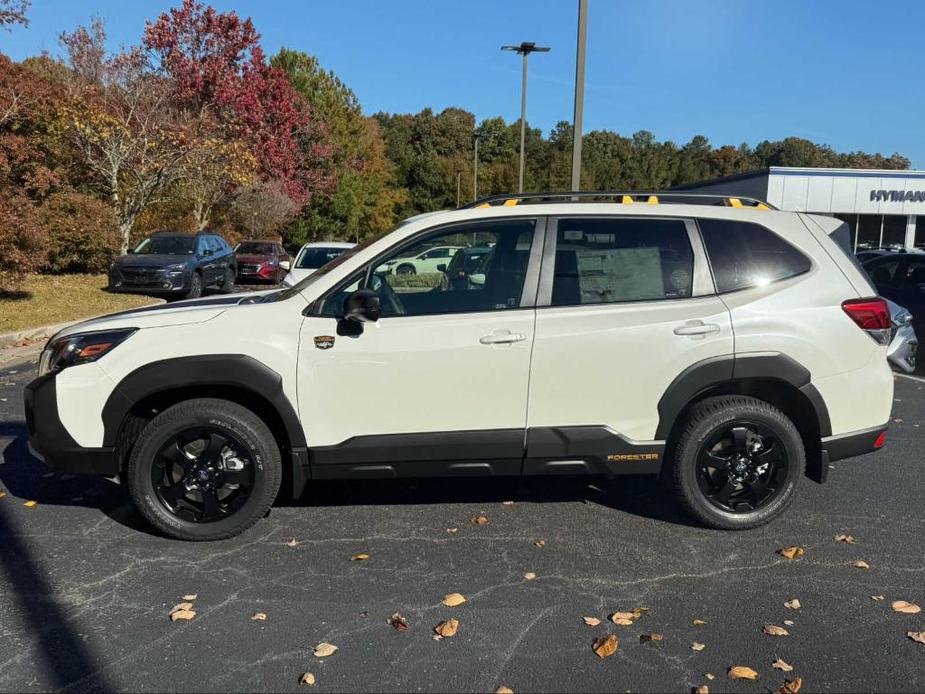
669,396 -> 804,530
184,272 -> 203,300
126,398 -> 282,541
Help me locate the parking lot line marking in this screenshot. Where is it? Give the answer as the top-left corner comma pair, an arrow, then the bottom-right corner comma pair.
895,373 -> 925,384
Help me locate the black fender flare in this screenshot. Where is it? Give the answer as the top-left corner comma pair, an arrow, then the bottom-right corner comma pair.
655,352 -> 832,440
100,354 -> 305,449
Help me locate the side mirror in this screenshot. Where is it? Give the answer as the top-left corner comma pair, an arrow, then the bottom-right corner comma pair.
202,248 -> 213,257
436,263 -> 447,272
279,260 -> 290,271
469,273 -> 486,286
343,288 -> 381,323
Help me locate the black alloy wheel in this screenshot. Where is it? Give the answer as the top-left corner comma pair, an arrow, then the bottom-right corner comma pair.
151,426 -> 255,523
695,420 -> 788,513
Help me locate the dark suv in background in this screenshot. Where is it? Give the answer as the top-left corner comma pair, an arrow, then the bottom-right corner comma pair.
109,231 -> 236,300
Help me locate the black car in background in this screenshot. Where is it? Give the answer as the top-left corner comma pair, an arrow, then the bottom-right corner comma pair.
863,251 -> 925,339
108,231 -> 236,300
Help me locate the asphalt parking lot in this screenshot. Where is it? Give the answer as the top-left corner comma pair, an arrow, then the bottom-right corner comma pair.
0,354 -> 923,693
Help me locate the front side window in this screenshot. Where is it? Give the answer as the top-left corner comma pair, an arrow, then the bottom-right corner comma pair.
297,247 -> 351,270
698,219 -> 811,293
321,220 -> 535,318
551,218 -> 694,306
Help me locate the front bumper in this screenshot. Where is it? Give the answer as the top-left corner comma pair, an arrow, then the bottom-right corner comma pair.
24,373 -> 119,475
109,268 -> 189,294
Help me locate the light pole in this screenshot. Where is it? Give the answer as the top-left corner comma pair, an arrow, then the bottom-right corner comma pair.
501,41 -> 550,194
571,0 -> 588,191
472,134 -> 479,201
456,171 -> 462,207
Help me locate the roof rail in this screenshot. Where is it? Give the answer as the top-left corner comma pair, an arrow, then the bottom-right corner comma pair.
460,191 -> 776,210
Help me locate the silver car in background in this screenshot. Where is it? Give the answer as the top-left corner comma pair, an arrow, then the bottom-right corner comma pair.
886,299 -> 917,373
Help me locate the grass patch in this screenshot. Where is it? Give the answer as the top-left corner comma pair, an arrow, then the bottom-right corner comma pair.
0,274 -> 159,334
388,272 -> 444,289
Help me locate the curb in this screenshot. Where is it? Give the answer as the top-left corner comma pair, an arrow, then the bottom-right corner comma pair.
0,299 -> 166,349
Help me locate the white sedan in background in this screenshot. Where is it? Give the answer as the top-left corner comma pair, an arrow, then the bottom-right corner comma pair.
283,241 -> 356,286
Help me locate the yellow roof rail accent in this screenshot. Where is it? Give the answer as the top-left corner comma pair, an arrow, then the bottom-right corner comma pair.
726,197 -> 743,208
503,198 -> 519,206
620,195 -> 634,204
755,202 -> 770,211
477,202 -> 491,208
646,195 -> 659,205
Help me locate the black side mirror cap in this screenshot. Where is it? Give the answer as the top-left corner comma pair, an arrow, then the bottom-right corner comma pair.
343,288 -> 381,323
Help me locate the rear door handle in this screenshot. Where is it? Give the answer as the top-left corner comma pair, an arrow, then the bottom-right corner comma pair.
480,331 -> 527,345
673,321 -> 720,336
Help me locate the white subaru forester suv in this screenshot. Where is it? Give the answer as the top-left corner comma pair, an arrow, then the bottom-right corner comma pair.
25,192 -> 894,541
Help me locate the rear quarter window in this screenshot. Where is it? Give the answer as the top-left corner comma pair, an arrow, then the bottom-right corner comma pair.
698,218 -> 811,293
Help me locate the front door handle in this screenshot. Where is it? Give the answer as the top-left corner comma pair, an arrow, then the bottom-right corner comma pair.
479,331 -> 527,345
673,321 -> 720,336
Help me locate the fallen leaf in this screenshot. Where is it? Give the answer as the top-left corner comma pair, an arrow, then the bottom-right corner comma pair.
351,553 -> 370,561
610,612 -> 635,626
779,676 -> 803,694
773,658 -> 794,672
534,539 -> 546,548
632,607 -> 650,618
763,625 -> 789,637
434,618 -> 459,638
300,672 -> 315,687
784,619 -> 794,626
471,515 -> 489,525
169,609 -> 196,622
833,534 -> 856,544
502,500 -> 514,506
23,500 -> 37,508
728,666 -> 758,680
182,594 -> 198,601
495,687 -> 513,694
446,528 -> 458,534
287,538 -> 298,547
583,617 -> 601,627
892,600 -> 922,614
171,602 -> 194,613
784,599 -> 801,610
313,642 -> 337,658
852,560 -> 870,569
639,633 -> 664,644
778,546 -> 805,560
871,595 -> 885,601
251,612 -> 267,621
692,618 -> 707,626
705,674 -> 715,680
389,613 -> 409,631
592,634 -> 618,658
523,572 -> 536,581
907,631 -> 925,645
442,593 -> 466,607
693,687 -> 709,694
691,642 -> 705,651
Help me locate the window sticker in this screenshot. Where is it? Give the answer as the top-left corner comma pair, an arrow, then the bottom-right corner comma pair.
576,247 -> 664,302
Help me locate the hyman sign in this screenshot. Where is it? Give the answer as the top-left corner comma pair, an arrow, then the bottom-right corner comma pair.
870,189 -> 925,202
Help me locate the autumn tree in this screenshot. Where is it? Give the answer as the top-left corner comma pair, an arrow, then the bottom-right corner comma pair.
231,180 -> 298,238
0,0 -> 28,29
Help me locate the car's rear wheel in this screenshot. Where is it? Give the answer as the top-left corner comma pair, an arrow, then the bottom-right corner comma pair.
396,263 -> 416,276
669,396 -> 804,530
184,272 -> 203,300
126,398 -> 282,541
220,268 -> 235,293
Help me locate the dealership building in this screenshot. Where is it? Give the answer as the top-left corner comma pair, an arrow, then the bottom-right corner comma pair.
678,167 -> 925,251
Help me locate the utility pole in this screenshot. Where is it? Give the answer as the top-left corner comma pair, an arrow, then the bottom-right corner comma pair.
456,171 -> 462,207
472,134 -> 479,201
501,41 -> 550,194
570,0 -> 588,191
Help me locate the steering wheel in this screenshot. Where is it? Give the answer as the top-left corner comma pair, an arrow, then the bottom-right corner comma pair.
369,272 -> 405,315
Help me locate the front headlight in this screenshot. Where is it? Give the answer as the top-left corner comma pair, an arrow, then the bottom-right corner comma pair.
165,263 -> 186,273
38,328 -> 137,377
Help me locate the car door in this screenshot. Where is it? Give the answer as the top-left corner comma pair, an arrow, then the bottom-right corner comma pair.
524,215 -> 733,473
196,236 -> 217,284
298,218 -> 544,478
888,256 -> 925,337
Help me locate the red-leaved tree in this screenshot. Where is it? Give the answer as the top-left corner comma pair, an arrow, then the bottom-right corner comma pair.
144,0 -> 333,212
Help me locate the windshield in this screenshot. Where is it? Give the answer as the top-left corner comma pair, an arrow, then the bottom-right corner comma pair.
275,234 -> 389,301
133,236 -> 195,255
295,247 -> 351,269
237,242 -> 275,255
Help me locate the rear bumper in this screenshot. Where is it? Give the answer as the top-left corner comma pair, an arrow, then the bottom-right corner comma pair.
24,373 -> 119,475
822,422 -> 888,463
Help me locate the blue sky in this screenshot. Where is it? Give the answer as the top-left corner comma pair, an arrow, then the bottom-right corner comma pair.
5,0 -> 925,166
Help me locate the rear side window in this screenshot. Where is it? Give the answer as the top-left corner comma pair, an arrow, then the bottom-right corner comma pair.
698,219 -> 811,293
551,218 -> 694,306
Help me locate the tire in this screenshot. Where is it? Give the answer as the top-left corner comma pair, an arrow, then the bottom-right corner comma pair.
126,398 -> 282,541
220,268 -> 235,294
669,395 -> 804,530
184,272 -> 203,299
396,263 -> 416,276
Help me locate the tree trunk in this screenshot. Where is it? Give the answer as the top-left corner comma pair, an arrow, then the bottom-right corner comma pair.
119,219 -> 133,255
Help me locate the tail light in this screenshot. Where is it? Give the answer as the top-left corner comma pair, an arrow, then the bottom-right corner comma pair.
842,297 -> 891,344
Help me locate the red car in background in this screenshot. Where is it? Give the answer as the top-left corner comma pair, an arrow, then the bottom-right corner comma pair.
234,241 -> 291,284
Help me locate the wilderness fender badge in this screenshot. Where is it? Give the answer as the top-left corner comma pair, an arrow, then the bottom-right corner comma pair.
314,335 -> 335,350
